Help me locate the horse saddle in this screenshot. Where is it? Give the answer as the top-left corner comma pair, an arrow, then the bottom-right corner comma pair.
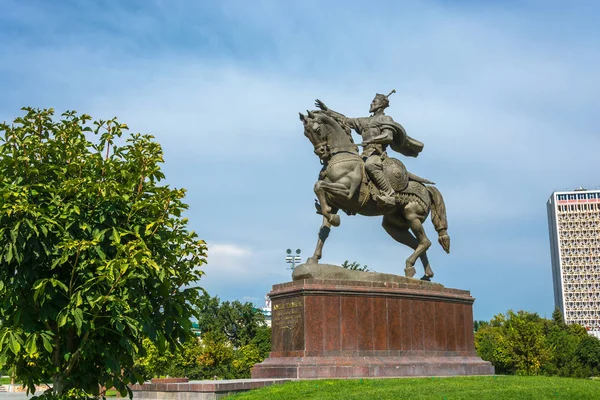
359,157 -> 435,207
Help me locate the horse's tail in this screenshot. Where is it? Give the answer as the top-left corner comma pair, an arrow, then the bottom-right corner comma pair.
426,186 -> 450,254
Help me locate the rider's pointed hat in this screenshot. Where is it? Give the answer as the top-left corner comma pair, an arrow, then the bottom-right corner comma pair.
373,89 -> 396,108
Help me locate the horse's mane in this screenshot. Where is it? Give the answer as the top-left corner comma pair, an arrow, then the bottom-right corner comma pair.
313,110 -> 354,143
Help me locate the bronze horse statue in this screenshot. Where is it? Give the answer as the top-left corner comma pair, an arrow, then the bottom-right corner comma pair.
299,110 -> 450,280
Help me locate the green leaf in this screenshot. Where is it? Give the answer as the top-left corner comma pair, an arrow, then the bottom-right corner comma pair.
25,335 -> 37,355
42,335 -> 53,353
145,222 -> 156,235
24,219 -> 39,236
75,291 -> 83,307
73,308 -> 84,334
50,279 -> 68,294
10,221 -> 20,244
111,227 -> 120,245
57,310 -> 68,328
32,279 -> 47,290
8,334 -> 21,355
5,243 -> 13,263
95,245 -> 106,261
0,330 -> 8,352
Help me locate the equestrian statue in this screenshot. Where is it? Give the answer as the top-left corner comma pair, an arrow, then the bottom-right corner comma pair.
299,90 -> 450,281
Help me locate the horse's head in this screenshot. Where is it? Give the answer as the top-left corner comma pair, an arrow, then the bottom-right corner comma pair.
299,110 -> 354,161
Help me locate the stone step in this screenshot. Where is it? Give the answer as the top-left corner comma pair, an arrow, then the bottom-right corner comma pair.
129,378 -> 291,399
0,385 -> 7,392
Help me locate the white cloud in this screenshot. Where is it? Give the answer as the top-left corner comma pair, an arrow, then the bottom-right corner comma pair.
208,242 -> 251,263
199,242 -> 290,304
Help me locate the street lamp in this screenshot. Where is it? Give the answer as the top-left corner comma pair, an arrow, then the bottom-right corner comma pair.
286,248 -> 302,270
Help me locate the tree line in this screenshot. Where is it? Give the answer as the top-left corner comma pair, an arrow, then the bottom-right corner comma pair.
134,293 -> 271,380
475,308 -> 600,378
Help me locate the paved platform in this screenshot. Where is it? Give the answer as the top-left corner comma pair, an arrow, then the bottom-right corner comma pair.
0,393 -> 33,399
129,378 -> 292,400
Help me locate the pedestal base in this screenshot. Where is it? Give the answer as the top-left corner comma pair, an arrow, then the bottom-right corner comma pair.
252,279 -> 493,379
254,355 -> 493,379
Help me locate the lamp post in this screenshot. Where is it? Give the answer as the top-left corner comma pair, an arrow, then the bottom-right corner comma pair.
286,248 -> 302,270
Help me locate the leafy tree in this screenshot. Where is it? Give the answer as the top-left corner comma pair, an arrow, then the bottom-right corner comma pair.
0,108 -> 207,398
504,311 -> 551,375
249,325 -> 272,360
341,260 -> 370,272
135,338 -> 204,380
195,332 -> 235,379
172,339 -> 205,379
473,320 -> 489,332
475,310 -> 551,375
551,307 -> 566,328
134,295 -> 272,380
475,318 -> 514,374
232,344 -> 263,378
543,320 -> 590,378
134,338 -> 179,381
195,294 -> 267,348
475,308 -> 600,379
575,334 -> 600,376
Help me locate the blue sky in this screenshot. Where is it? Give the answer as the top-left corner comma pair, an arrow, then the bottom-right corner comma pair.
1,0 -> 599,321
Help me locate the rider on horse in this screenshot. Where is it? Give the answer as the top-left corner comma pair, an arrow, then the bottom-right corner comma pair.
315,90 -> 424,207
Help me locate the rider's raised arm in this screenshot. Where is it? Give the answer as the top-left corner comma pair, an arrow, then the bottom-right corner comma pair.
329,109 -> 352,124
315,99 -> 357,127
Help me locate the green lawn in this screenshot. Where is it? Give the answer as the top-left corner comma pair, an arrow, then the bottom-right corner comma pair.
0,378 -> 12,385
226,375 -> 599,400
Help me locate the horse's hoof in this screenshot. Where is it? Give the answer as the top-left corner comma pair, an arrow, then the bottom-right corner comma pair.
404,266 -> 416,278
424,265 -> 434,278
420,275 -> 431,282
329,214 -> 341,227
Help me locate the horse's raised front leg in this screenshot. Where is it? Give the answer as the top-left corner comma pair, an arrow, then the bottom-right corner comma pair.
382,215 -> 433,280
314,181 -> 341,227
307,215 -> 334,264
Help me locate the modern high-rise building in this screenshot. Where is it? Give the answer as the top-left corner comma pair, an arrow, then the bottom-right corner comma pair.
547,188 -> 600,339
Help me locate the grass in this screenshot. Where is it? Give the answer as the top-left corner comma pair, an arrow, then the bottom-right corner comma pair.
225,375 -> 600,400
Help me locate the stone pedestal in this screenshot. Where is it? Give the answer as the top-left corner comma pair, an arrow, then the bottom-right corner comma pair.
251,279 -> 493,379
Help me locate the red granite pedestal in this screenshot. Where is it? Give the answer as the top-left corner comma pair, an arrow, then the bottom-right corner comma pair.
251,279 -> 493,379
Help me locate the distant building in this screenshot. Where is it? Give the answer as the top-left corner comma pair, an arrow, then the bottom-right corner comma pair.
191,322 -> 201,337
547,187 -> 600,339
261,294 -> 272,327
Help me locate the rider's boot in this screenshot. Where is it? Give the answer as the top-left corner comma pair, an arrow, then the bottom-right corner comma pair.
371,170 -> 396,207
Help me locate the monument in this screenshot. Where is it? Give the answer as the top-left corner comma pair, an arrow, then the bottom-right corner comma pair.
251,91 -> 493,379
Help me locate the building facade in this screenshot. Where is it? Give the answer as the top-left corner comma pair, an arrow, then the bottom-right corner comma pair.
547,188 -> 600,339
261,294 -> 272,327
